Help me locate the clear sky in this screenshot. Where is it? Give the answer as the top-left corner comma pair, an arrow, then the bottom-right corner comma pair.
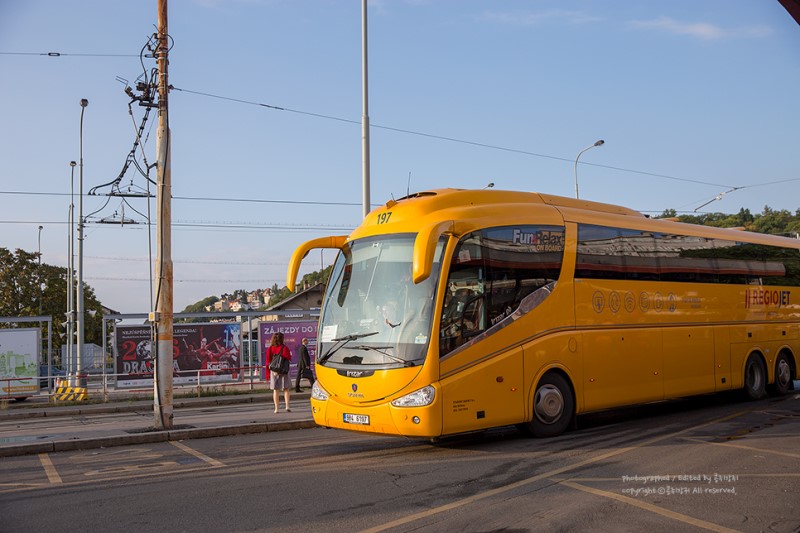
1,0 -> 799,315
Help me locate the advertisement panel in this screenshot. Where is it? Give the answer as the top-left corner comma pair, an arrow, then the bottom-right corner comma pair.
115,323 -> 241,388
0,328 -> 40,398
259,320 -> 317,380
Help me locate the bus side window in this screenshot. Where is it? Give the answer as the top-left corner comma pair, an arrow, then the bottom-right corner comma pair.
440,225 -> 564,356
440,288 -> 485,351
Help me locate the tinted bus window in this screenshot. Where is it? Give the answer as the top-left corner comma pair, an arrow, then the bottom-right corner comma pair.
441,225 -> 564,354
577,223 -> 800,286
576,225 -> 661,280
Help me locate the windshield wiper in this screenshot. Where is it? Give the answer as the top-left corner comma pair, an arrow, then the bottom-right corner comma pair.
318,331 -> 379,364
350,344 -> 416,366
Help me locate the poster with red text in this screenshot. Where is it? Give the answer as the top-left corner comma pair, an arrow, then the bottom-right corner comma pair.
115,323 -> 241,388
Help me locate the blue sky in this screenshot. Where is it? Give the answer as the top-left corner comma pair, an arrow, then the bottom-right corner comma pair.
1,0 -> 799,314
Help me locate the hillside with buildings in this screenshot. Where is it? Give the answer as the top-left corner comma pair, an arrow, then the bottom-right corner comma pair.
179,267 -> 332,315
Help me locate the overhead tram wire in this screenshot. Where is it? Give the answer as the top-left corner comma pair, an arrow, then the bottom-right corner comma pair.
0,189 -> 365,207
86,255 -> 289,266
2,175 -> 799,220
0,51 -> 139,57
172,86 -> 738,190
87,276 -> 285,283
0,51 -> 790,192
0,219 -> 356,233
172,195 -> 361,206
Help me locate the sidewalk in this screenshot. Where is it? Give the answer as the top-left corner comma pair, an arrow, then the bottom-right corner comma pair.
0,392 -> 317,458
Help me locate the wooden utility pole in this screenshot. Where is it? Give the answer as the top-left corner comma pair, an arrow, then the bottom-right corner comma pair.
154,0 -> 174,429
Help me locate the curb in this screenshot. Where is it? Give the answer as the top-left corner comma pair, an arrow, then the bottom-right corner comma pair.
0,419 -> 318,458
0,393 -> 310,421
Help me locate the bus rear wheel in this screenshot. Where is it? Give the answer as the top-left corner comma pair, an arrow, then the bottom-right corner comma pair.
743,354 -> 767,400
768,353 -> 793,396
528,373 -> 574,438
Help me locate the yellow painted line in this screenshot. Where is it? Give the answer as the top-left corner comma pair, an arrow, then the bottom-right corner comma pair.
84,462 -> 179,477
684,437 -> 800,459
560,480 -> 740,533
170,441 -> 225,468
38,453 -> 63,485
359,410 -> 750,533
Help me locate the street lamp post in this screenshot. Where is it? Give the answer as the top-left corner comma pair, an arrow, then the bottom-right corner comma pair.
37,225 -> 44,366
573,139 -> 604,199
67,161 -> 76,378
361,0 -> 370,219
76,99 -> 88,384
37,225 -> 43,316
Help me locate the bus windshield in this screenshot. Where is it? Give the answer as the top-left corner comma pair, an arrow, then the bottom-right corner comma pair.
317,234 -> 445,368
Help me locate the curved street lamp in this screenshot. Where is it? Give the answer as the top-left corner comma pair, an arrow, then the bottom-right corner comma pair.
573,139 -> 604,199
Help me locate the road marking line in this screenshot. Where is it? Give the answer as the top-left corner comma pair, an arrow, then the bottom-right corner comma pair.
84,462 -> 179,477
359,409 -> 750,533
685,437 -> 800,459
560,480 -> 739,533
170,441 -> 225,467
0,483 -> 48,490
38,453 -> 63,485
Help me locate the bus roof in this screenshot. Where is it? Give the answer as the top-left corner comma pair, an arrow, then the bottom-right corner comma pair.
381,188 -> 799,250
287,188 -> 800,290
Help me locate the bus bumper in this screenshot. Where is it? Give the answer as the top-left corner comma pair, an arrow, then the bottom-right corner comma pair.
310,395 -> 442,438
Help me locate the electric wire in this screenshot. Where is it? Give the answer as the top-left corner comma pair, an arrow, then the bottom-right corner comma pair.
87,276 -> 284,283
2,54 -> 796,197
0,51 -> 139,57
86,255 -> 287,266
0,220 -> 357,231
172,86 -> 742,190
0,190 -> 366,207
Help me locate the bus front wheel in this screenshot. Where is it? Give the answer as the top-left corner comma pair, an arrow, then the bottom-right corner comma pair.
528,373 -> 574,438
743,354 -> 767,400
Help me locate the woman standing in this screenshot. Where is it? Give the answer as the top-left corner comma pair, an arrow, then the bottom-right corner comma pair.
267,332 -> 292,413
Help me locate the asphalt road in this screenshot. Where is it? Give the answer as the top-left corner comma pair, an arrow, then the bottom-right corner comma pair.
1,390 -> 798,532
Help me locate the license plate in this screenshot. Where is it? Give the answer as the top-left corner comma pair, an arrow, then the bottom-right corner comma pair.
343,413 -> 370,425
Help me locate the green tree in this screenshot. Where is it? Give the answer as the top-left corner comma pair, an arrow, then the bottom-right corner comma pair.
265,266 -> 333,309
0,247 -> 104,360
750,206 -> 794,235
265,283 -> 293,309
177,296 -> 220,323
670,206 -> 797,235
180,296 -> 219,314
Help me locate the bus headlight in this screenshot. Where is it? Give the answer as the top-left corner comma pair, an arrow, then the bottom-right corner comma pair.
311,381 -> 329,401
391,385 -> 435,407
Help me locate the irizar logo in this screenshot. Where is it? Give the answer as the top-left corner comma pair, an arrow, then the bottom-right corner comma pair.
348,383 -> 365,398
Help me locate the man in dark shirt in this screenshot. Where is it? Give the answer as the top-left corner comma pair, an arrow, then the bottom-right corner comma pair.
295,337 -> 315,392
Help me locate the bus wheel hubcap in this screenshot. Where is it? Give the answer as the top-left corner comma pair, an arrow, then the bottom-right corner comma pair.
777,359 -> 791,388
535,385 -> 563,424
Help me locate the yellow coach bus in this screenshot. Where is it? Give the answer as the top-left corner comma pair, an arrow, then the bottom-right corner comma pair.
286,189 -> 799,438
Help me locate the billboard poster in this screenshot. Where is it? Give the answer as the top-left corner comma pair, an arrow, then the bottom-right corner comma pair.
259,320 -> 317,380
0,328 -> 40,397
115,323 -> 241,388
